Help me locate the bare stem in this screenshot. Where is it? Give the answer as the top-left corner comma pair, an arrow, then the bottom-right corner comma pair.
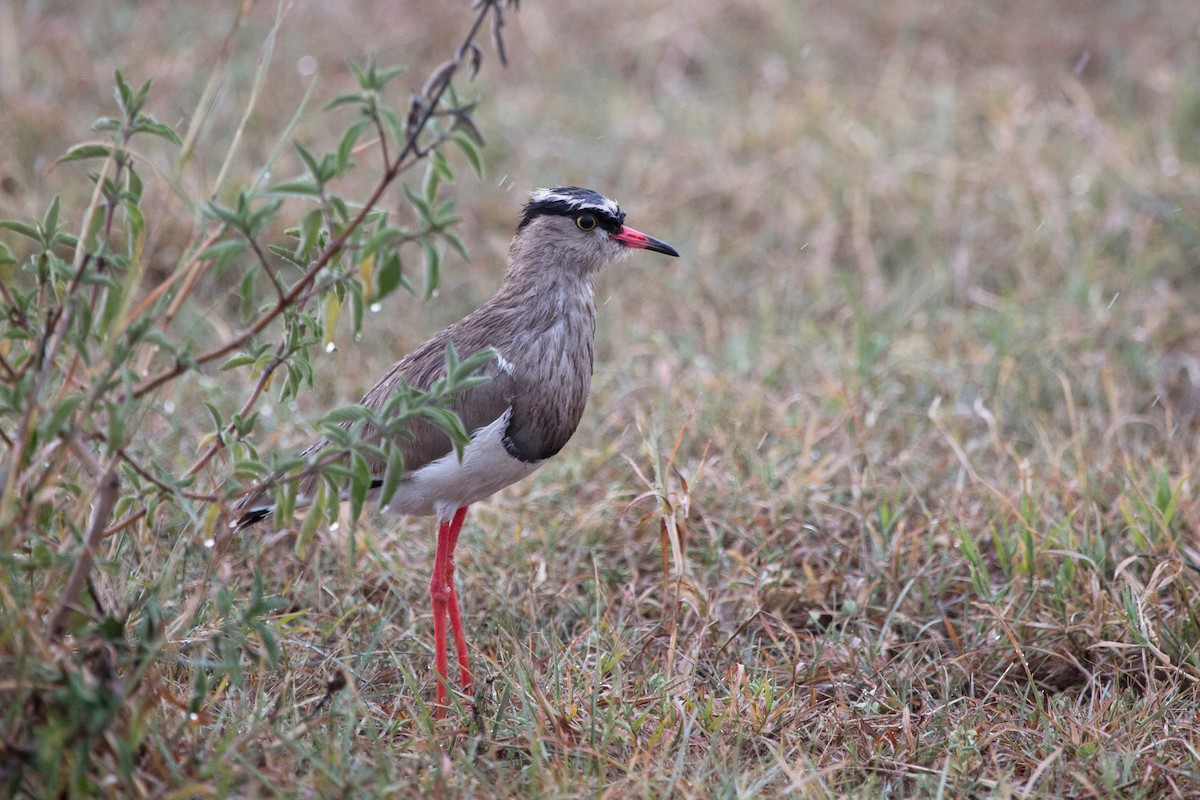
46,442 -> 120,639
119,450 -> 220,502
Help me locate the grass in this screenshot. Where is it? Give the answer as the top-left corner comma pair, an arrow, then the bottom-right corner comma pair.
3,0 -> 1200,797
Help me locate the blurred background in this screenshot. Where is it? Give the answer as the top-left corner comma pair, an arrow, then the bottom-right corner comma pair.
3,1 -> 1198,442
3,0 -> 1200,793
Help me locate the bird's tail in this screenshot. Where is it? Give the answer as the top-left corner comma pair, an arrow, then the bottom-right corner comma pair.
229,489 -> 278,529
230,478 -> 385,530
229,441 -> 330,529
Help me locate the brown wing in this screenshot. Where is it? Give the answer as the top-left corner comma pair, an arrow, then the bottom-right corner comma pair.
233,327 -> 517,527
356,344 -> 516,477
300,333 -> 515,488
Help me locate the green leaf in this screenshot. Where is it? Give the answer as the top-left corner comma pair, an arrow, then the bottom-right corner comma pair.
275,478 -> 297,528
348,279 -> 364,337
40,196 -> 61,242
114,70 -> 134,115
322,405 -> 372,425
381,107 -> 405,149
126,163 -> 144,201
266,244 -> 304,267
255,622 -> 280,667
203,402 -> 224,430
131,114 -> 182,145
337,120 -> 366,171
123,198 -> 145,239
42,393 -> 85,438
404,182 -> 432,222
347,58 -> 369,89
348,56 -> 406,92
204,200 -> 244,229
329,195 -> 349,224
0,220 -> 40,241
239,271 -> 257,320
422,161 -> 440,204
452,132 -> 484,178
442,230 -> 469,262
220,352 -> 256,371
374,64 -> 406,89
296,208 -> 323,260
266,178 -> 321,197
361,224 -> 403,261
98,279 -> 126,337
296,482 -> 326,555
294,140 -> 321,179
198,239 -> 248,263
232,411 -> 260,438
233,459 -> 268,479
379,442 -> 405,509
82,205 -> 105,252
421,240 -> 440,298
127,76 -> 151,117
348,452 -> 371,524
442,340 -> 462,374
433,199 -> 457,225
324,92 -> 366,112
59,143 -> 113,163
432,149 -> 453,182
445,346 -> 496,389
375,252 -> 404,301
421,406 -> 469,458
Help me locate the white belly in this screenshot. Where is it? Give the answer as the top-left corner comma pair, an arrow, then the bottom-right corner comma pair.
381,408 -> 543,520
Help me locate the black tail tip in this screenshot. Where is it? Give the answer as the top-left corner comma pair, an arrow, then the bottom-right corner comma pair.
232,507 -> 273,529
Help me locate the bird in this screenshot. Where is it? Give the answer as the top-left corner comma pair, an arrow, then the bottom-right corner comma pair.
233,187 -> 679,713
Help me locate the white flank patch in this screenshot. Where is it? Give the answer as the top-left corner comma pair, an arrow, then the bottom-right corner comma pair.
382,408 -> 542,520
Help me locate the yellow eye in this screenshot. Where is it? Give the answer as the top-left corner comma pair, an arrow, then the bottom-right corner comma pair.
575,213 -> 597,232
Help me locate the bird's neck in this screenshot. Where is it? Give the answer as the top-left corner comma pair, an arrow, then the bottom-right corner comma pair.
488,253 -> 597,367
495,256 -> 598,323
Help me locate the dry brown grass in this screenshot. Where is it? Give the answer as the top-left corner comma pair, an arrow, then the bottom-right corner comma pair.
3,0 -> 1200,797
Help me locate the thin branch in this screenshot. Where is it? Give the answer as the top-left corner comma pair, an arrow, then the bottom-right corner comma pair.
2,253 -> 97,527
371,105 -> 391,173
0,276 -> 31,330
246,234 -> 287,302
46,441 -> 120,639
124,226 -> 223,328
0,350 -> 18,382
127,0 -> 504,403
227,440 -> 349,516
118,450 -> 220,503
99,152 -> 128,245
101,507 -> 147,539
15,434 -> 68,508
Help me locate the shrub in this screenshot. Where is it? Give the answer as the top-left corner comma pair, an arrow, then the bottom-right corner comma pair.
0,2 -> 514,795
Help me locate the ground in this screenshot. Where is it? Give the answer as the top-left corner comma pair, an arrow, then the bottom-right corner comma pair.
2,1 -> 1199,797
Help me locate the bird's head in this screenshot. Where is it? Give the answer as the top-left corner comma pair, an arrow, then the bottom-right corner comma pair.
511,187 -> 679,277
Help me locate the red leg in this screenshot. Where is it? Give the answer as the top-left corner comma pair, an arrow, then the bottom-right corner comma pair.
429,515 -> 455,712
444,506 -> 472,693
429,506 -> 469,714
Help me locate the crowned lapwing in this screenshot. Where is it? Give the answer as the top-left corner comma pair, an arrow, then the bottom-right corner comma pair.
234,187 -> 678,713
